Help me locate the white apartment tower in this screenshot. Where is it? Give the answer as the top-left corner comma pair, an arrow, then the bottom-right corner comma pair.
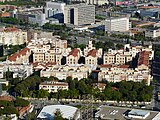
105,17 -> 130,32
64,3 -> 95,26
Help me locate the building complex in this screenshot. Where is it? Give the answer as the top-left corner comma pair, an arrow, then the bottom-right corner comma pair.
64,3 -> 95,26
0,27 -> 27,46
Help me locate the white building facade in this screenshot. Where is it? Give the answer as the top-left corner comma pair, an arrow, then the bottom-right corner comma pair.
105,17 -> 130,32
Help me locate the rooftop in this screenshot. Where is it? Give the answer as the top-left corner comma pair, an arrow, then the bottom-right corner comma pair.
87,49 -> 97,57
138,51 -> 150,66
0,27 -> 19,32
8,47 -> 30,62
128,109 -> 149,116
95,106 -> 160,120
68,48 -> 79,57
37,105 -> 78,119
40,81 -> 68,86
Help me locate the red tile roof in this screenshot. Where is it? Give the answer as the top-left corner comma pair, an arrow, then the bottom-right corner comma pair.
100,64 -> 112,68
32,62 -> 56,70
0,96 -> 14,101
1,27 -> 19,32
0,12 -> 10,17
138,51 -> 150,66
8,47 -> 30,62
87,49 -> 97,57
16,104 -> 30,117
68,48 -> 79,57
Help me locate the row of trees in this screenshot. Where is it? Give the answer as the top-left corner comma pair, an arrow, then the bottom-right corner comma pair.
7,75 -> 153,102
42,23 -> 68,31
53,78 -> 153,102
0,17 -> 19,25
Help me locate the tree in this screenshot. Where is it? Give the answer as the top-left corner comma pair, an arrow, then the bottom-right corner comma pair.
14,98 -> 29,107
54,109 -> 64,120
37,89 -> 49,98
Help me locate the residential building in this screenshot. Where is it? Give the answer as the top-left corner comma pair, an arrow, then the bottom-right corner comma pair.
101,44 -> 154,85
103,44 -> 153,65
33,52 -> 62,65
39,81 -> 68,93
84,40 -> 102,65
0,27 -> 27,45
64,3 -> 95,26
0,63 -> 33,79
105,17 -> 130,32
137,51 -> 150,70
66,48 -> 81,65
29,37 -> 68,64
98,64 -> 152,85
145,28 -> 160,38
7,47 -> 31,64
85,49 -> 98,65
103,49 -> 132,65
40,64 -> 93,80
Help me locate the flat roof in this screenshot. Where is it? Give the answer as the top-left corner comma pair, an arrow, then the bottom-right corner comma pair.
128,109 -> 149,116
95,106 -> 159,120
105,17 -> 128,20
37,105 -> 78,120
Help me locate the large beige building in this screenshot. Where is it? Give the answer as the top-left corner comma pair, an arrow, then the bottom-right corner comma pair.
100,44 -> 154,86
64,3 -> 95,26
0,27 -> 27,45
99,64 -> 152,86
105,17 -> 130,32
39,81 -> 68,93
103,44 -> 153,65
40,65 -> 92,80
28,37 -> 68,65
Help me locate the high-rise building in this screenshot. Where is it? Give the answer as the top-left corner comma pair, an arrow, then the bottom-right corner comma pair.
64,3 -> 95,26
105,17 -> 130,32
